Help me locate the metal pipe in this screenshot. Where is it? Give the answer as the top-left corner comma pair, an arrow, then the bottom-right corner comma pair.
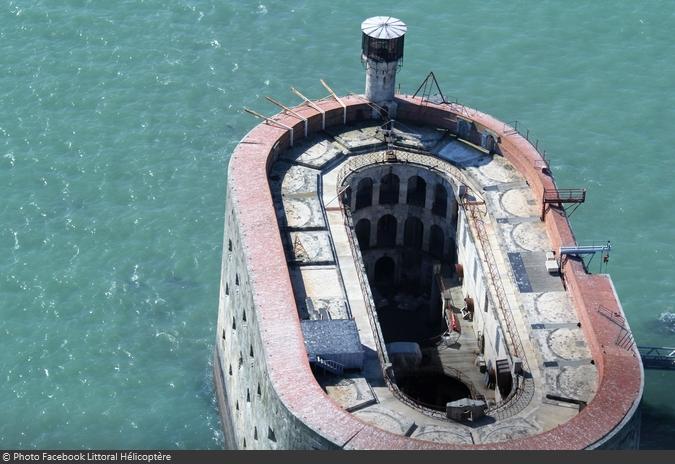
243,107 -> 294,146
320,79 -> 346,125
291,87 -> 325,130
265,96 -> 308,137
559,242 -> 611,255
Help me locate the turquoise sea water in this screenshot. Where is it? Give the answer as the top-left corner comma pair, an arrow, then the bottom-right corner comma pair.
1,0 -> 674,449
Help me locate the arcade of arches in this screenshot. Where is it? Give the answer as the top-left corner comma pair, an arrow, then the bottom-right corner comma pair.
345,165 -> 473,408
345,166 -> 459,345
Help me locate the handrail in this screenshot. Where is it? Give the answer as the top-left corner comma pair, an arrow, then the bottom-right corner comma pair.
413,94 -> 551,166
597,304 -> 636,352
335,149 -> 484,197
543,188 -> 586,202
341,206 -> 389,366
462,201 -> 524,361
461,200 -> 537,417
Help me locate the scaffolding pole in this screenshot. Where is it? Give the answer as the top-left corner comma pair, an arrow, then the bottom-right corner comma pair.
265,96 -> 308,137
291,87 -> 325,130
320,79 -> 346,125
243,107 -> 294,146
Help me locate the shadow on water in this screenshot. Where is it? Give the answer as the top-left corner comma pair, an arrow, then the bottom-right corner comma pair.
639,401 -> 675,449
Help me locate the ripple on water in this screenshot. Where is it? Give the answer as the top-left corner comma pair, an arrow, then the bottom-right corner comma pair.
1,0 -> 674,450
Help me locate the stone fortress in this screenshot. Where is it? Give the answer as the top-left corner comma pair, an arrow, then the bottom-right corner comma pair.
213,17 -> 643,449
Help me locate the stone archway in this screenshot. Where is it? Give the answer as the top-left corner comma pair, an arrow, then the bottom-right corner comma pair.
355,177 -> 373,210
355,218 -> 371,250
407,176 -> 427,207
377,214 -> 397,247
379,173 -> 400,205
404,216 -> 424,250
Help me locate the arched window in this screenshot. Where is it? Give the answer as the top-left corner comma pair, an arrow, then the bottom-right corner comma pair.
379,173 -> 400,205
430,225 -> 445,258
355,218 -> 371,250
354,178 -> 373,210
432,184 -> 448,217
377,215 -> 397,247
404,217 -> 424,250
374,256 -> 396,287
341,186 -> 352,208
406,176 -> 427,207
401,251 -> 422,290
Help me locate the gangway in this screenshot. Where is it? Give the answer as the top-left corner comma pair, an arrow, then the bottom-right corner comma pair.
559,242 -> 612,273
638,346 -> 675,370
559,243 -> 611,256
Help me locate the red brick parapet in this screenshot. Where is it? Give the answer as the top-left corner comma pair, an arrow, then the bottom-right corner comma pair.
227,94 -> 642,449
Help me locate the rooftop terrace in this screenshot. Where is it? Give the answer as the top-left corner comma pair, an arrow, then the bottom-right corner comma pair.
269,113 -> 601,442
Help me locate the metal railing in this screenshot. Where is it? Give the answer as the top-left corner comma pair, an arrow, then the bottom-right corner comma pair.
543,188 -> 586,203
314,356 -> 345,375
638,346 -> 675,370
412,90 -> 552,167
336,149 -> 483,197
462,201 -> 525,362
340,206 -> 390,367
461,200 -> 537,417
501,120 -> 551,165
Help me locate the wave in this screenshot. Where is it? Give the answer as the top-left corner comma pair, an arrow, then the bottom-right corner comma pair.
658,312 -> 675,333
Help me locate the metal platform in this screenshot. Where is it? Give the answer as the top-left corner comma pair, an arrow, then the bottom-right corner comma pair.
541,188 -> 586,220
638,346 -> 675,370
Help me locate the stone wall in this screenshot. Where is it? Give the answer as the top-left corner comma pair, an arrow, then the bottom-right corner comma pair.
215,190 -> 340,450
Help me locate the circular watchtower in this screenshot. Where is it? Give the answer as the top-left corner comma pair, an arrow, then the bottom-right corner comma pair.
361,16 -> 407,118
